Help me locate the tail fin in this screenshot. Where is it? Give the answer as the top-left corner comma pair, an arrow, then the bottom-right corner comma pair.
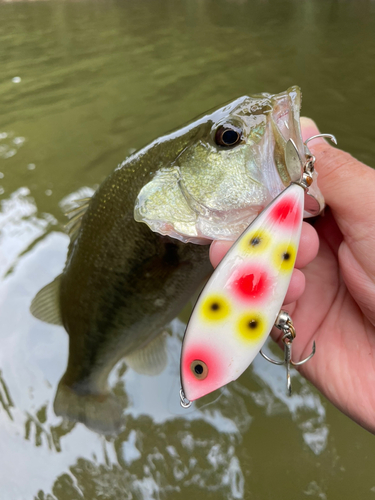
54,383 -> 123,436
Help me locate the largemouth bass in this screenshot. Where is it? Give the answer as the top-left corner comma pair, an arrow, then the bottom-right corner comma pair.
30,86 -> 322,435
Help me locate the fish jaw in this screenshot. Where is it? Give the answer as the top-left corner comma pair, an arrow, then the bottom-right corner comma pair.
134,87 -> 323,244
180,183 -> 304,401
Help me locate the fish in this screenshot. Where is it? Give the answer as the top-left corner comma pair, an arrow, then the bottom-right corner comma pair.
30,86 -> 322,435
180,180 -> 305,402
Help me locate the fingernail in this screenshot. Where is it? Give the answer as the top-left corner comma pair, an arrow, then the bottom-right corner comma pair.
300,117 -> 319,129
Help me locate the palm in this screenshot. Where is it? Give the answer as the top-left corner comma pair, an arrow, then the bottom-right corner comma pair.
284,210 -> 375,433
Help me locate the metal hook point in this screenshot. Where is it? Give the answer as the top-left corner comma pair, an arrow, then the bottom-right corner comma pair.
291,341 -> 316,367
305,133 -> 337,146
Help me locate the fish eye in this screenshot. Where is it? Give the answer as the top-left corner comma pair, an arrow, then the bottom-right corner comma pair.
190,360 -> 209,380
215,124 -> 242,147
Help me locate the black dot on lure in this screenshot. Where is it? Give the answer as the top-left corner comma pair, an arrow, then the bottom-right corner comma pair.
248,320 -> 258,329
210,302 -> 220,311
250,236 -> 261,246
194,364 -> 204,375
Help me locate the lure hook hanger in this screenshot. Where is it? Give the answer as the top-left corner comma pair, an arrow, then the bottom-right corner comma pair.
303,133 -> 338,171
260,311 -> 315,396
302,133 -> 338,173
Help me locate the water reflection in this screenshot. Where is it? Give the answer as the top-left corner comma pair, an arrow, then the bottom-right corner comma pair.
0,131 -> 25,160
0,370 -> 14,420
0,187 -> 57,278
251,352 -> 329,455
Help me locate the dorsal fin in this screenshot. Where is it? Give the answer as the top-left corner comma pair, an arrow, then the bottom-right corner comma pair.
64,197 -> 91,242
30,275 -> 63,325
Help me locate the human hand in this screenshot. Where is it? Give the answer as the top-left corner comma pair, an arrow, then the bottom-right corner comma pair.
210,118 -> 375,434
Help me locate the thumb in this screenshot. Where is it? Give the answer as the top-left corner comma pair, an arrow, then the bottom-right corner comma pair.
300,117 -> 375,240
300,117 -> 375,325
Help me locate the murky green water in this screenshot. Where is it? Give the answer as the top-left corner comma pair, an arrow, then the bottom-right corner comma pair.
1,1 -> 375,498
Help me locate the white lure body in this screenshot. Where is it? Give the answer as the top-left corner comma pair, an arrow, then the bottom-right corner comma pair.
180,183 -> 305,402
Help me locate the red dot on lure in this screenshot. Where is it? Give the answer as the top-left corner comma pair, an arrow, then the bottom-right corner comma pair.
229,265 -> 272,303
269,195 -> 302,227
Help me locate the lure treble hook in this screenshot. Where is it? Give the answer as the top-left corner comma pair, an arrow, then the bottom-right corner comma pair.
260,310 -> 315,396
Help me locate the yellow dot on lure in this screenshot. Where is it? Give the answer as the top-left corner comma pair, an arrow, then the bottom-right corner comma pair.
237,311 -> 267,342
239,229 -> 271,255
273,242 -> 297,273
200,294 -> 231,322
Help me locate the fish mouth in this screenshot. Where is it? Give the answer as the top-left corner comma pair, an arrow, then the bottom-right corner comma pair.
269,87 -> 325,217
269,86 -> 305,185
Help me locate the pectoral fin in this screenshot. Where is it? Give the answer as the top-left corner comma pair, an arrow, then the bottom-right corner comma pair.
124,332 -> 168,376
30,275 -> 62,325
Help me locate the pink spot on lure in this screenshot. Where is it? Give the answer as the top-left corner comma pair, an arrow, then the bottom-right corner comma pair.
181,343 -> 227,401
180,183 -> 305,402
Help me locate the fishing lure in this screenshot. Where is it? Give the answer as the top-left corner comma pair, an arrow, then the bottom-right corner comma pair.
179,134 -> 336,407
